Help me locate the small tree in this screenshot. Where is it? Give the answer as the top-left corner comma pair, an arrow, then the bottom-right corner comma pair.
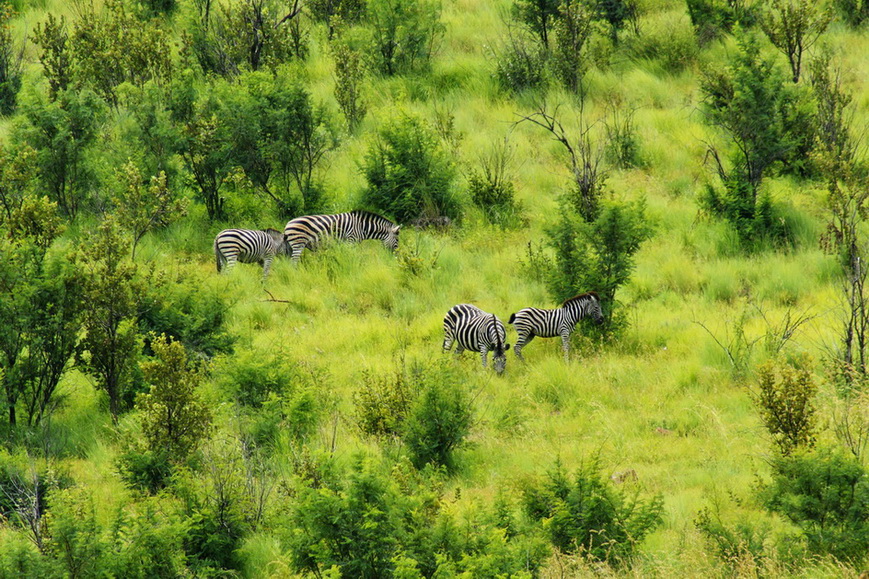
333,42 -> 367,131
112,162 -> 187,260
402,370 -> 472,471
361,114 -> 458,223
367,0 -> 444,76
137,334 -> 212,461
522,458 -> 664,565
551,0 -> 596,94
467,137 -> 524,227
0,5 -> 24,115
179,107 -> 234,222
699,33 -> 797,245
512,0 -> 562,48
753,358 -> 818,456
759,0 -> 831,84
32,13 -> 72,102
76,217 -> 149,424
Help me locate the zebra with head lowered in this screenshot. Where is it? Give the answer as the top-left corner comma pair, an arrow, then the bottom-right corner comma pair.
442,304 -> 510,374
508,292 -> 603,361
283,210 -> 400,264
214,228 -> 289,279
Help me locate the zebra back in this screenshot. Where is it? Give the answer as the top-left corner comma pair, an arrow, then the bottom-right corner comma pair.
214,228 -> 285,272
283,210 -> 401,259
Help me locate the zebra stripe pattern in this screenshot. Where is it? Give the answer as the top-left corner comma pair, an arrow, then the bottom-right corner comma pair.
283,210 -> 400,263
508,292 -> 603,361
214,228 -> 289,278
442,304 -> 510,373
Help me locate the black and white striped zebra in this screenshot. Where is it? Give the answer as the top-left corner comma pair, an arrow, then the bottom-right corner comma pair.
508,292 -> 603,361
283,210 -> 400,263
214,228 -> 289,278
442,304 -> 510,374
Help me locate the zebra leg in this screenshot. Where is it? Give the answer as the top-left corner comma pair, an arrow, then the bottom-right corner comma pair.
514,332 -> 533,361
561,332 -> 571,362
262,256 -> 273,279
479,347 -> 488,368
290,244 -> 303,265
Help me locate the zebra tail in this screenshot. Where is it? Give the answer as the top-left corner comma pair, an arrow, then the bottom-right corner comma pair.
508,313 -> 516,324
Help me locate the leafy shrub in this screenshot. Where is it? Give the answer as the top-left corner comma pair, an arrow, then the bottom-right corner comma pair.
686,0 -> 758,45
332,42 -> 367,130
753,358 -> 817,456
493,30 -> 549,94
402,365 -> 473,471
366,0 -> 444,76
467,139 -> 525,227
116,445 -> 173,495
625,13 -> 698,74
546,199 -> 652,335
521,458 -> 664,565
353,365 -> 415,439
695,504 -> 771,570
833,0 -> 869,26
361,114 -> 459,223
214,349 -> 305,409
761,449 -> 869,564
139,271 -> 234,360
0,5 -> 23,115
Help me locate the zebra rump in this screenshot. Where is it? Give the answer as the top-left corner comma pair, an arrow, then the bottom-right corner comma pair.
214,228 -> 288,277
442,304 -> 510,374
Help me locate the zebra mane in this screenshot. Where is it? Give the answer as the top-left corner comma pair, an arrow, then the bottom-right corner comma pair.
349,210 -> 398,228
262,228 -> 282,235
562,291 -> 599,308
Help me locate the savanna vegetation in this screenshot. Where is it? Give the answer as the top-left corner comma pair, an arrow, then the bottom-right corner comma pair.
1,0 -> 868,576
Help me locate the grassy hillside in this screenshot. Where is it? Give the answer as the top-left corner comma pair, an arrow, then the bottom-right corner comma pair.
1,0 -> 869,577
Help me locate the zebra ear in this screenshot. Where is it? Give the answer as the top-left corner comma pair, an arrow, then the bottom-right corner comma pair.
504,344 -> 511,351
393,225 -> 401,233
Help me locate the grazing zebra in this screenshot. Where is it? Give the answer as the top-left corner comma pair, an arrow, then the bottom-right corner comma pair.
508,292 -> 603,361
442,304 -> 510,374
283,210 -> 400,263
214,228 -> 289,278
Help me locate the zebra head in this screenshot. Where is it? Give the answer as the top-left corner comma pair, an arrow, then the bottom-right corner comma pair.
490,314 -> 510,374
588,293 -> 604,324
383,224 -> 400,253
264,228 -> 290,255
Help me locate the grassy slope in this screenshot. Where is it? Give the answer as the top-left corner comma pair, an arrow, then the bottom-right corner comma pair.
4,0 -> 869,576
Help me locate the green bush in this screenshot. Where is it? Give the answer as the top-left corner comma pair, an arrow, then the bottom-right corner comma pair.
753,358 -> 817,456
366,0 -> 444,76
353,365 -> 415,439
213,349 -> 305,409
361,114 -> 459,223
521,458 -> 664,566
761,449 -> 869,564
116,445 -> 173,495
493,31 -> 549,94
467,139 -> 525,228
402,365 -> 472,471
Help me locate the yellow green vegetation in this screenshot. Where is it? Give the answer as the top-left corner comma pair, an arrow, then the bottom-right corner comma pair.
1,0 -> 869,577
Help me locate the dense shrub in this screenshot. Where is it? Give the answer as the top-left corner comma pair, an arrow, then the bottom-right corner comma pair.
361,114 -> 459,223
521,458 -> 664,565
761,449 -> 869,564
467,139 -> 525,227
753,358 -> 817,456
403,365 -> 473,472
493,29 -> 549,94
366,0 -> 444,76
0,5 -> 23,115
353,365 -> 415,439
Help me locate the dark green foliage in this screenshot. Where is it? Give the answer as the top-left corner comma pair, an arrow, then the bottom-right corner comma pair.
512,0 -> 562,48
75,217 -> 149,424
493,29 -> 549,94
0,5 -> 23,115
31,13 -> 71,101
761,449 -> 869,564
551,0 -> 595,94
593,0 -> 637,44
686,0 -> 758,45
695,504 -> 771,569
402,366 -> 472,471
116,446 -> 173,495
699,34 -> 803,246
333,42 -> 368,130
221,71 -> 337,216
213,349 -> 307,409
367,0 -> 444,76
138,270 -> 234,360
833,0 -> 869,26
353,365 -> 415,439
759,0 -> 831,84
522,458 -> 664,565
361,114 -> 458,223
189,0 -> 306,77
753,359 -> 817,456
14,88 -> 106,218
66,0 -> 174,107
467,139 -> 524,227
546,199 -> 652,334
136,0 -> 177,17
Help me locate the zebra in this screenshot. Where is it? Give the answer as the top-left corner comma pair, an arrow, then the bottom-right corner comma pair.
214,228 -> 289,278
442,304 -> 510,374
283,210 -> 400,264
508,292 -> 603,361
